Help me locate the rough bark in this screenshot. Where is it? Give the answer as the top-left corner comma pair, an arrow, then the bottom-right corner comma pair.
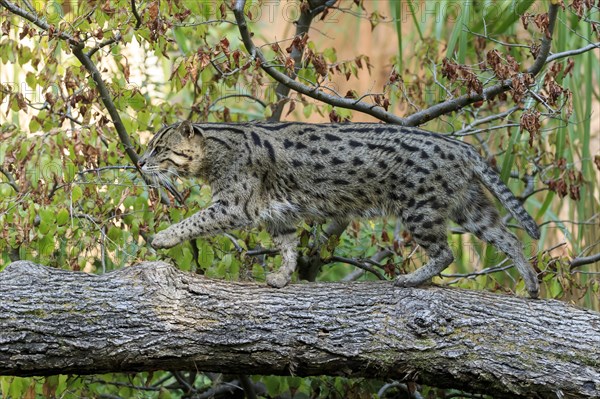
0,261 -> 599,398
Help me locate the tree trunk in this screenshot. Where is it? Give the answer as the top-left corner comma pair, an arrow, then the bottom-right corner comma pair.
0,261 -> 598,398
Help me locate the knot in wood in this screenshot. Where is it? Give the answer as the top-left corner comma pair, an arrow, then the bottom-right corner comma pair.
404,303 -> 453,337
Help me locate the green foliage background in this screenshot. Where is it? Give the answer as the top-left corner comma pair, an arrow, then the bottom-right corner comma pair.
0,0 -> 598,397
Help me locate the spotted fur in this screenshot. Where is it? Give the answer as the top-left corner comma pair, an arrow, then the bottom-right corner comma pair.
139,121 -> 540,297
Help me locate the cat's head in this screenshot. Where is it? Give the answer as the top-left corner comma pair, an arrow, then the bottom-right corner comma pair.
138,120 -> 204,182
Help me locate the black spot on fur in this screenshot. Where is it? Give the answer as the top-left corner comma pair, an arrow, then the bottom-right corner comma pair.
415,166 -> 431,175
251,132 -> 262,147
353,157 -> 364,166
264,140 -> 276,162
401,142 -> 419,152
422,221 -> 433,229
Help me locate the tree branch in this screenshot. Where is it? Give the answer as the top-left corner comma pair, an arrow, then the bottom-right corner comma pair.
570,251 -> 600,269
233,2 -> 561,127
231,0 -> 405,124
0,0 -> 77,43
268,0 -> 335,121
1,261 -> 599,399
403,3 -> 561,127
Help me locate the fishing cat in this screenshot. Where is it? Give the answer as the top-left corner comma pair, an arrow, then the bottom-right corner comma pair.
139,121 -> 540,297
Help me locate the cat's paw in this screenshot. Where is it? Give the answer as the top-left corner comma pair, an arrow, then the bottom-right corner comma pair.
151,231 -> 180,249
266,272 -> 290,288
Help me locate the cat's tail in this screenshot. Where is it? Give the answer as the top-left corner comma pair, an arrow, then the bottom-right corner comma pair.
472,155 -> 540,239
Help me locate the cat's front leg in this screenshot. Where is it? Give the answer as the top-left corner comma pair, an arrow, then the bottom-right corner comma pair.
152,201 -> 253,249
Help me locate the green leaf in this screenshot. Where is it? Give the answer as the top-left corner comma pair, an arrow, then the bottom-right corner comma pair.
197,240 -> 215,269
323,47 -> 337,63
28,118 -> 41,132
8,377 -> 31,399
108,226 -> 122,242
56,208 -> 69,226
71,185 -> 82,202
263,106 -> 273,119
25,72 -> 37,88
173,27 -> 190,54
264,376 -> 282,396
127,91 -> 147,111
39,209 -> 56,225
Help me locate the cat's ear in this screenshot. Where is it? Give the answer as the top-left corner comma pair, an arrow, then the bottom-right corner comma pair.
191,124 -> 204,137
179,120 -> 197,138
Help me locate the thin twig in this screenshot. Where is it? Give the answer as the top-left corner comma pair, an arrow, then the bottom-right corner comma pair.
131,0 -> 142,29
211,56 -> 255,78
453,106 -> 520,135
87,33 -> 122,58
246,248 -> 279,257
208,94 -> 267,111
224,233 -> 244,253
452,123 -> 521,137
0,166 -> 19,192
442,242 -> 567,282
330,255 -> 386,281
174,19 -> 236,27
570,252 -> 600,270
170,371 -> 196,394
88,379 -> 162,392
546,42 -> 600,63
342,250 -> 394,282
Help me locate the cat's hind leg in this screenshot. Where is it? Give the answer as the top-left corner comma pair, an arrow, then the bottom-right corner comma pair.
395,207 -> 454,288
